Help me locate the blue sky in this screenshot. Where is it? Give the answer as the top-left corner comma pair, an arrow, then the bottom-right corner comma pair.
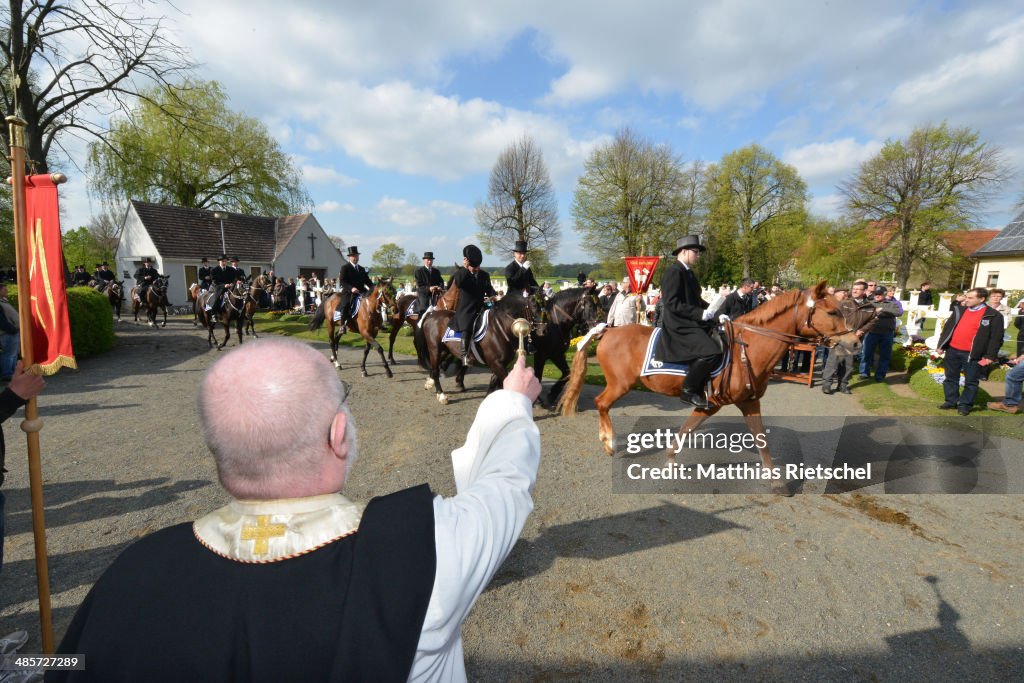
61,1 -> 1024,267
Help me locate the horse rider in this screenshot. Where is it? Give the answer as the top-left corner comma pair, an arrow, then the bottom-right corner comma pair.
229,256 -> 247,284
94,262 -> 116,293
338,246 -> 373,327
71,265 -> 92,287
133,257 -> 160,303
197,257 -> 212,294
504,240 -> 539,295
451,244 -> 496,364
660,235 -> 720,409
209,254 -> 233,316
414,251 -> 443,315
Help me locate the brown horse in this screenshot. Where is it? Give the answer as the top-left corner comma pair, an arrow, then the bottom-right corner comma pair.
415,290 -> 547,404
243,275 -> 274,336
131,276 -> 170,327
308,279 -> 396,377
558,282 -> 873,490
385,288 -> 451,364
196,284 -> 246,350
96,281 -> 124,321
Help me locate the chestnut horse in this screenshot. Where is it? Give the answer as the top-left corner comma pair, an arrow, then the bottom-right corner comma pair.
131,276 -> 170,327
308,279 -> 396,377
558,282 -> 873,491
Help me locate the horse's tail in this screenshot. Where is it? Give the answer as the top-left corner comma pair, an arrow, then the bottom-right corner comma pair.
308,301 -> 327,331
558,336 -> 594,417
414,320 -> 429,370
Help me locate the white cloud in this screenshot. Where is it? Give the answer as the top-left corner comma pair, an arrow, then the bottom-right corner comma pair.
315,200 -> 354,213
429,200 -> 474,217
301,165 -> 359,187
376,197 -> 436,226
809,193 -> 846,218
783,138 -> 883,187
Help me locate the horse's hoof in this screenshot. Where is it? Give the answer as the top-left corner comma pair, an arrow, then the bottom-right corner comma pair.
437,393 -> 448,405
772,481 -> 794,497
334,361 -> 341,369
362,370 -> 369,378
385,371 -> 393,378
456,384 -> 466,393
389,358 -> 399,365
424,378 -> 434,390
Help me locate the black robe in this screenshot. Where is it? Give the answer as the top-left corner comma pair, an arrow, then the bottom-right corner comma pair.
51,485 -> 436,683
451,267 -> 495,332
658,260 -> 717,362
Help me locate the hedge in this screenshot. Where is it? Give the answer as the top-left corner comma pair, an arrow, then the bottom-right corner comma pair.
8,284 -> 115,360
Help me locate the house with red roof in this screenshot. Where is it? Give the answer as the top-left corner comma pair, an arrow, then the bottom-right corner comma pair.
970,209 -> 1024,291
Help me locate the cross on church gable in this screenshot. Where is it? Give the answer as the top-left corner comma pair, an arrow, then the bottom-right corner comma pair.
308,231 -> 317,259
240,515 -> 287,557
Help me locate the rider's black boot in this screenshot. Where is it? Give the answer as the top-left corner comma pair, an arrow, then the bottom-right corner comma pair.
680,356 -> 717,409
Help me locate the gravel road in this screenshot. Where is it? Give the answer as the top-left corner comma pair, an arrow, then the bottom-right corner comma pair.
1,317 -> 1021,681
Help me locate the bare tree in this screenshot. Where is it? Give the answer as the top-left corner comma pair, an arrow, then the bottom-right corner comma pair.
1,0 -> 191,172
327,235 -> 346,256
87,203 -> 125,254
839,122 -> 1009,289
475,135 -> 560,258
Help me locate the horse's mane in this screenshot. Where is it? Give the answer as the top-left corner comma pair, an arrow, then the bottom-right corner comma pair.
735,289 -> 804,325
547,288 -> 584,307
493,292 -> 532,314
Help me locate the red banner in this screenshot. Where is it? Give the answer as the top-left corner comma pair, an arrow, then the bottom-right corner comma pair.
24,174 -> 76,374
624,256 -> 661,294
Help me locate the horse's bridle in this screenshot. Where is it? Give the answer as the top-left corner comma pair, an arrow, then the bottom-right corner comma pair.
548,290 -> 600,328
732,290 -> 866,346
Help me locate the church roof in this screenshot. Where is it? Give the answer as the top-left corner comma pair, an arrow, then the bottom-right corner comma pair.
129,200 -> 312,262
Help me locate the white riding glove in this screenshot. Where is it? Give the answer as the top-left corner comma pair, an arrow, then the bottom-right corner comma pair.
719,314 -> 730,323
522,260 -> 531,270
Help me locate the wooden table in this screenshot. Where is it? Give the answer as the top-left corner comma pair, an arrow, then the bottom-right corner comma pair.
771,342 -> 818,388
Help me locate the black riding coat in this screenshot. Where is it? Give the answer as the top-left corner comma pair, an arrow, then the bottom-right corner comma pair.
452,267 -> 495,332
338,261 -> 373,311
134,266 -> 159,285
658,260 -> 717,362
210,266 -> 234,286
504,260 -> 538,292
414,265 -> 443,310
71,271 -> 92,286
198,266 -> 212,286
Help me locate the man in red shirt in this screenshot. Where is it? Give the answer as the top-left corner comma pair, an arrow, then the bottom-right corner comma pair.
936,288 -> 1004,415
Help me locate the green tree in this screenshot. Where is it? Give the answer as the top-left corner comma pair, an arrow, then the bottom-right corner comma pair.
87,79 -> 310,215
839,122 -> 1009,289
475,135 -> 560,258
62,227 -> 112,275
795,217 -> 869,285
1,0 -> 190,173
704,144 -> 807,281
372,243 -> 406,279
572,128 -> 701,264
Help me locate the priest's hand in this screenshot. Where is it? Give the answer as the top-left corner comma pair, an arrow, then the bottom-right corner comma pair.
503,355 -> 541,403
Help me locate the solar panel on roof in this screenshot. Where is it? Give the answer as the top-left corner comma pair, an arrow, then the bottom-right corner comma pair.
974,209 -> 1024,255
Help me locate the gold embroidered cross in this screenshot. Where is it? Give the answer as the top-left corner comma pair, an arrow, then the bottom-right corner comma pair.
240,515 -> 286,557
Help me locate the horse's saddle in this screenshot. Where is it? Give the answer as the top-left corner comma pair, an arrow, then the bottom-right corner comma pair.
333,294 -> 363,322
640,328 -> 730,378
442,309 -> 491,345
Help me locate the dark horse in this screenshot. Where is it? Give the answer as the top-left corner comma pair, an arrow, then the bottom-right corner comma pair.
132,276 -> 170,327
558,282 -> 875,492
534,286 -> 602,408
415,291 -> 546,404
243,275 -> 274,336
196,284 -> 246,350
96,281 -> 125,321
308,279 -> 396,377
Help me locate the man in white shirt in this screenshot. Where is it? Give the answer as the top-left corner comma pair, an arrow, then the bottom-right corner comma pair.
53,339 -> 541,682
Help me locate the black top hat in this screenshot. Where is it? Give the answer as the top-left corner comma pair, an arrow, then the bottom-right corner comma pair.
422,252 -> 434,260
513,240 -> 528,253
463,244 -> 483,268
101,262 -> 109,267
200,257 -> 209,263
347,246 -> 360,257
231,256 -> 240,262
671,235 -> 706,255
142,256 -> 153,263
218,254 -> 228,261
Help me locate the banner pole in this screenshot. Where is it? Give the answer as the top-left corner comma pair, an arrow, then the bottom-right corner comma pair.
6,114 -> 55,654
